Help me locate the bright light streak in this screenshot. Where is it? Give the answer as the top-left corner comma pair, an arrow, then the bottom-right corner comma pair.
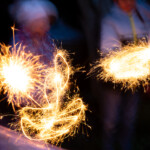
90,44 -> 150,90
18,50 -> 87,144
0,44 -> 46,109
2,59 -> 30,92
0,26 -> 87,144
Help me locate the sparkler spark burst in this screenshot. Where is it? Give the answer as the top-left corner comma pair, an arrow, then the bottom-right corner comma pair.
20,98 -> 85,143
91,44 -> 150,90
0,26 -> 86,144
16,50 -> 87,144
0,44 -> 46,109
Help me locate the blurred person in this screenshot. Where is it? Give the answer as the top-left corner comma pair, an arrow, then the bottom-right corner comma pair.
9,0 -> 58,105
9,0 -> 58,64
101,0 -> 150,52
100,0 -> 150,150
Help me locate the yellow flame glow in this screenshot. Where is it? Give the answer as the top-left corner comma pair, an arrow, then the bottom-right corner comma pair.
19,50 -> 87,144
2,58 -> 32,93
91,44 -> 150,90
0,44 -> 46,109
0,26 -> 87,144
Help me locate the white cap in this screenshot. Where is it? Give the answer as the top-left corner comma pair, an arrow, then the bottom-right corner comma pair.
10,0 -> 58,24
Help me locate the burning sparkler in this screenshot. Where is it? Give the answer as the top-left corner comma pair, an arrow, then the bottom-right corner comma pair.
0,26 -> 86,144
16,50 -> 87,144
90,44 -> 150,90
0,43 -> 46,110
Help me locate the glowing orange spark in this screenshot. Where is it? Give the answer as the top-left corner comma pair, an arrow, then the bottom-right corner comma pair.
18,50 -> 87,144
0,27 -> 86,144
91,44 -> 150,90
0,44 -> 46,109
